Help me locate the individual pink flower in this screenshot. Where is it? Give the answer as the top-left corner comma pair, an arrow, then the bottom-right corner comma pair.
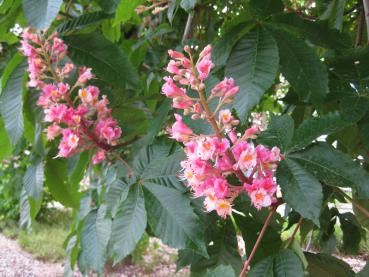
169,114 -> 193,142
57,129 -> 80,157
249,188 -> 272,210
92,150 -> 106,164
197,138 -> 215,160
244,126 -> 260,139
196,59 -> 213,80
215,200 -> 232,218
77,67 -> 94,84
166,60 -> 181,75
213,177 -> 229,199
168,49 -> 185,59
211,77 -> 236,96
161,77 -> 187,98
199,44 -> 212,59
46,124 -> 61,141
212,138 -> 229,155
79,86 -> 100,105
44,104 -> 68,123
219,109 -> 233,125
204,194 -> 218,212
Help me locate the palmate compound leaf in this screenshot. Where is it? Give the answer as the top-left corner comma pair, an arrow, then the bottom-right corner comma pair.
277,159 -> 323,226
290,144 -> 369,198
109,184 -> 147,264
225,25 -> 279,120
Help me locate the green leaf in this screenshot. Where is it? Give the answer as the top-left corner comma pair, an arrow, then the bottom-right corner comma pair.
248,256 -> 274,277
340,94 -> 369,122
320,0 -> 345,31
326,48 -> 369,81
213,21 -> 255,67
143,182 -> 206,256
23,155 -> 44,201
57,12 -> 113,34
141,149 -> 185,191
95,0 -> 120,14
20,188 -> 41,229
0,118 -> 11,160
109,184 -> 147,264
267,24 -> 329,105
288,112 -> 349,152
273,250 -> 304,277
290,145 -> 369,198
249,0 -> 283,16
271,13 -> 350,50
22,0 -> 63,29
203,265 -> 235,277
277,159 -> 322,226
257,114 -> 294,153
69,151 -> 90,190
44,155 -> 80,208
249,250 -> 304,277
63,33 -> 139,89
338,212 -> 362,254
103,179 -> 130,216
113,0 -> 144,26
225,26 -> 279,119
0,57 -> 26,145
304,252 -> 355,277
80,206 -> 112,273
180,0 -> 196,11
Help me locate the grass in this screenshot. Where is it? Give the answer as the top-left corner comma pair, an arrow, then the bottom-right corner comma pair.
0,208 -> 72,263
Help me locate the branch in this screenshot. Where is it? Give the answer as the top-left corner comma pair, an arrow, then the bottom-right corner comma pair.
356,8 -> 365,47
182,13 -> 194,43
287,217 -> 303,248
335,188 -> 369,218
239,204 -> 278,277
363,0 -> 369,44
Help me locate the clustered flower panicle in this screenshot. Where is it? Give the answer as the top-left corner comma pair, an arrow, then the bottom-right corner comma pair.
162,45 -> 281,218
20,28 -> 122,164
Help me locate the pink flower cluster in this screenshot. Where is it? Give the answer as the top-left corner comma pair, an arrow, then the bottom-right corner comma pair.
20,28 -> 122,164
162,45 -> 281,217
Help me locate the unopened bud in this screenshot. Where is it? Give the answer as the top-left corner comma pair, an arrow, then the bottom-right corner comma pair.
191,114 -> 200,120
183,108 -> 190,115
198,83 -> 205,91
184,45 -> 191,53
173,75 -> 182,81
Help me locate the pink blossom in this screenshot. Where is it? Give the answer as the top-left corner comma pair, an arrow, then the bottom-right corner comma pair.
77,67 -> 94,84
219,109 -> 233,125
79,86 -> 100,105
161,77 -> 187,98
92,150 -> 106,164
213,177 -> 229,199
197,138 -> 215,160
95,118 -> 122,143
211,77 -> 236,96
44,104 -> 68,123
166,60 -> 181,75
212,138 -> 229,154
199,44 -> 212,59
244,126 -> 260,139
168,49 -> 185,59
57,129 -> 80,157
169,114 -> 193,142
215,200 -> 232,218
46,124 -> 61,141
204,194 -> 218,212
249,189 -> 272,210
196,59 -> 213,80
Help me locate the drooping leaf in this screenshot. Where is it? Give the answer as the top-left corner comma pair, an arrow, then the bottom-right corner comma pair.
0,118 -> 11,160
109,184 -> 147,264
225,26 -> 279,119
44,155 -> 80,208
22,0 -> 63,29
257,114 -> 294,153
267,24 -> 329,105
340,94 -> 369,122
143,182 -> 206,256
203,265 -> 235,277
63,33 -> 139,89
0,57 -> 26,145
23,155 -> 44,201
79,206 -> 112,273
248,256 -> 274,277
320,0 -> 346,31
338,212 -> 362,254
69,151 -> 90,190
290,145 -> 369,198
277,159 -> 322,226
288,112 -> 349,152
304,252 -> 355,277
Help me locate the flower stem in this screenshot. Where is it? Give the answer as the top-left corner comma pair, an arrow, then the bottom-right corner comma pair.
287,217 -> 303,248
239,205 -> 277,277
